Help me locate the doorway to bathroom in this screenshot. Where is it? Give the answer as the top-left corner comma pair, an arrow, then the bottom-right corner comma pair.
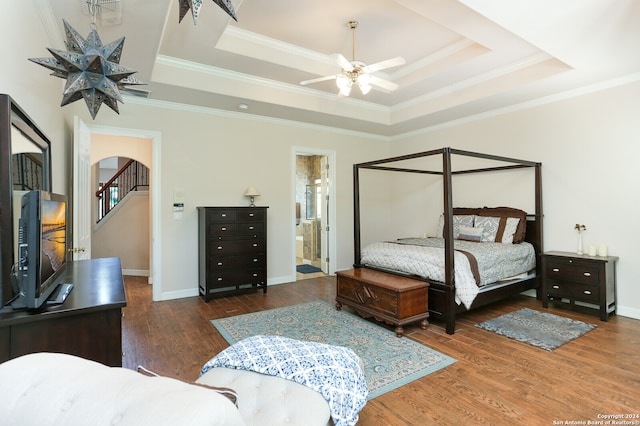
294,150 -> 333,281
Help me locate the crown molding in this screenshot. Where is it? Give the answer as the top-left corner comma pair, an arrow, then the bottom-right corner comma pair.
153,55 -> 391,123
392,71 -> 640,140
394,52 -> 556,112
123,95 -> 391,141
220,26 -> 336,68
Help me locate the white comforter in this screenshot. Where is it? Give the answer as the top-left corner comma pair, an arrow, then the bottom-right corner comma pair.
361,237 -> 535,309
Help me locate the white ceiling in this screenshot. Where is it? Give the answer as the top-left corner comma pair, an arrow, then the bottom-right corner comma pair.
35,0 -> 640,137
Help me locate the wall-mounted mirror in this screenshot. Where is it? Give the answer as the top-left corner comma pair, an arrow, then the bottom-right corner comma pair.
0,94 -> 52,306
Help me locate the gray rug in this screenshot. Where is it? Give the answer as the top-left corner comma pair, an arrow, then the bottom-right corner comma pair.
475,308 -> 596,351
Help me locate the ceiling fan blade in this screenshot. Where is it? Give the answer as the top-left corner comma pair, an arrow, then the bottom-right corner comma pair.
369,75 -> 399,92
362,56 -> 406,73
331,53 -> 354,72
300,75 -> 337,86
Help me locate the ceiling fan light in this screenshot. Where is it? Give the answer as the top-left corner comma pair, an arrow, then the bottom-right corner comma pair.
339,85 -> 352,96
356,73 -> 370,85
336,75 -> 350,90
359,83 -> 371,95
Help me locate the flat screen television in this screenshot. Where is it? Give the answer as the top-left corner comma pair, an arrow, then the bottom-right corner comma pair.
12,190 -> 71,309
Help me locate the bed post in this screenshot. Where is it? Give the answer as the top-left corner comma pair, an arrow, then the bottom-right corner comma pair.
534,162 -> 543,297
353,164 -> 362,267
442,148 -> 456,334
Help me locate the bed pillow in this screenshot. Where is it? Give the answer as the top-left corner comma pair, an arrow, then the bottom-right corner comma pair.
473,216 -> 500,242
437,214 -> 475,238
477,207 -> 527,243
500,217 -> 521,244
456,225 -> 483,242
452,207 -> 481,216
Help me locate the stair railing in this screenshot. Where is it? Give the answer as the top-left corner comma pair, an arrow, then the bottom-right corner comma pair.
96,159 -> 149,222
12,153 -> 44,190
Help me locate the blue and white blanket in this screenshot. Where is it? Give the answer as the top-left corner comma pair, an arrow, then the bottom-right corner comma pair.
201,335 -> 368,426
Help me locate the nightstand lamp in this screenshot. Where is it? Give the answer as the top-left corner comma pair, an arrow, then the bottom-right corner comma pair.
244,186 -> 260,207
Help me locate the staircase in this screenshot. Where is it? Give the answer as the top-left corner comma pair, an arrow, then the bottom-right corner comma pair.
96,159 -> 149,223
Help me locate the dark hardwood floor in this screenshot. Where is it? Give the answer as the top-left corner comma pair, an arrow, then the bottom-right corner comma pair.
122,275 -> 640,425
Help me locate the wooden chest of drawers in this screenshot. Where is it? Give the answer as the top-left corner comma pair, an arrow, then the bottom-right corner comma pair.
541,251 -> 618,320
198,207 -> 268,301
336,268 -> 429,337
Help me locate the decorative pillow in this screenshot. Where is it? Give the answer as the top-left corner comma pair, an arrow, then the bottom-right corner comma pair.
474,216 -> 500,242
437,214 -> 475,238
501,217 -> 521,244
477,207 -> 527,243
474,216 -> 521,243
456,225 -> 483,242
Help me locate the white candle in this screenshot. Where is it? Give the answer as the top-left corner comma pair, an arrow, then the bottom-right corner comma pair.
588,245 -> 597,256
598,244 -> 608,257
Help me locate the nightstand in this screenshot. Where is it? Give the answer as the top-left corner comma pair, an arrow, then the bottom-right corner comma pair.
541,251 -> 618,321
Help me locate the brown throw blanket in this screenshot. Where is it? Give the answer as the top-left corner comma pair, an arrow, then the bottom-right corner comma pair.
456,250 -> 481,285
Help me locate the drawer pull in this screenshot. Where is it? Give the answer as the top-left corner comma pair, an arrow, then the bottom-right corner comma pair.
583,272 -> 591,277
249,213 -> 255,217
583,290 -> 592,295
252,243 -> 258,247
552,268 -> 560,272
221,227 -> 227,231
217,262 -> 223,266
249,226 -> 254,230
217,246 -> 223,250
217,277 -> 223,281
252,273 -> 258,277
552,285 -> 559,289
221,213 -> 227,217
253,258 -> 258,262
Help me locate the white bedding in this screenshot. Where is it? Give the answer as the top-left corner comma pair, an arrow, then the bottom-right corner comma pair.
360,237 -> 536,309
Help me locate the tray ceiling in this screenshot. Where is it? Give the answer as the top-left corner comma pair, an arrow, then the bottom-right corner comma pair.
34,0 -> 640,136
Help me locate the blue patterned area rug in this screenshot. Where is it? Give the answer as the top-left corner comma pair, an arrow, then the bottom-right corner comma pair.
211,300 -> 456,399
475,308 -> 596,351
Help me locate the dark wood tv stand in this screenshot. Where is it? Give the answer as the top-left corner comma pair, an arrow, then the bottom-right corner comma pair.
0,257 -> 126,366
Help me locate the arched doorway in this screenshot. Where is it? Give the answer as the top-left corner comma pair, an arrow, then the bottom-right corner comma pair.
73,117 -> 161,299
92,156 -> 150,277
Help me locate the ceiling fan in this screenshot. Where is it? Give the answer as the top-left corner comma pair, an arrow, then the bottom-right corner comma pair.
300,20 -> 406,96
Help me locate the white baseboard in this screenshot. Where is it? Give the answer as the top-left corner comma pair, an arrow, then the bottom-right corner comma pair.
268,275 -> 294,286
155,288 -> 198,301
521,289 -> 640,320
122,269 -> 149,277
617,306 -> 640,320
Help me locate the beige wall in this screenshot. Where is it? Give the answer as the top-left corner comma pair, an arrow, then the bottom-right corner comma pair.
65,100 -> 390,299
0,2 -> 68,195
387,80 -> 640,319
91,134 -> 153,168
92,192 -> 150,273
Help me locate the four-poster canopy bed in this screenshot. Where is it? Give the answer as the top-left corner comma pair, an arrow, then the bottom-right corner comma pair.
351,147 -> 543,334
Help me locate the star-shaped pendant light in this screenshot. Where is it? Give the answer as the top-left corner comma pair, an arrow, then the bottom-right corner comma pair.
178,0 -> 238,24
29,19 -> 145,119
